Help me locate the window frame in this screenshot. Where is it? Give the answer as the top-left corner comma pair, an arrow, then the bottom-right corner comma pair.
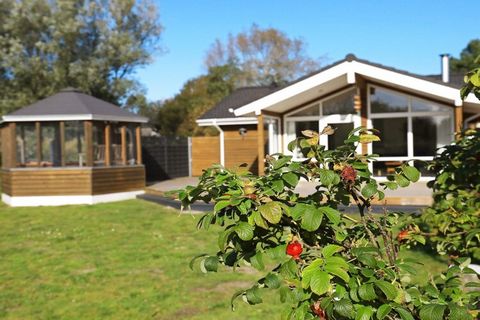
366,84 -> 455,178
283,87 -> 360,158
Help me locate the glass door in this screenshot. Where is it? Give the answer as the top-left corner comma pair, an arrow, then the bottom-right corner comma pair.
319,114 -> 361,151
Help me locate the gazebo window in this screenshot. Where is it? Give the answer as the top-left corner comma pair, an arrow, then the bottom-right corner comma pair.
16,123 -> 37,166
40,123 -> 61,167
93,123 -> 105,166
64,121 -> 85,166
111,124 -> 123,165
126,124 -> 137,165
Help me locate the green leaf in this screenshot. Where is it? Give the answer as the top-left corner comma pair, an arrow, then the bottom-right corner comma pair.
282,172 -> 299,187
245,286 -> 263,305
301,258 -> 323,288
361,182 -> 377,198
301,206 -> 323,231
290,203 -> 308,220
324,264 -> 350,282
402,165 -> 420,182
273,156 -> 291,169
203,256 -> 219,272
358,283 -> 377,301
280,259 -> 298,279
214,200 -> 230,212
375,280 -> 397,300
395,174 -> 410,187
310,270 -> 330,295
394,307 -> 414,320
325,256 -> 349,270
356,306 -> 374,320
218,229 -> 232,250
334,298 -> 354,318
322,244 -> 343,258
264,273 -> 281,289
250,252 -> 265,270
448,303 -> 473,320
234,222 -> 254,241
376,304 -> 392,320
271,179 -> 284,193
258,201 -> 283,224
359,134 -> 381,143
251,211 -> 269,229
230,289 -> 244,311
383,181 -> 398,190
320,206 -> 341,225
265,244 -> 287,260
419,304 -> 446,320
318,169 -> 336,186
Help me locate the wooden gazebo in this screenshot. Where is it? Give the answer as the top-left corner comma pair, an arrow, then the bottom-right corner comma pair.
0,88 -> 148,206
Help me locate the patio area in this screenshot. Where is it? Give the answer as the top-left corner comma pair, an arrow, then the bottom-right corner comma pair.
145,176 -> 432,207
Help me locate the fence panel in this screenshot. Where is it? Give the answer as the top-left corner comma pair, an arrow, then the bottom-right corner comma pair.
142,136 -> 190,181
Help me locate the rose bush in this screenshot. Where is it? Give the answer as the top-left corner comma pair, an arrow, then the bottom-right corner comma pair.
180,127 -> 479,319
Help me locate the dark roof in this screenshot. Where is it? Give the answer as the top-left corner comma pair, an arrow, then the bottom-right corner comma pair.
3,88 -> 147,123
198,54 -> 466,121
198,86 -> 279,119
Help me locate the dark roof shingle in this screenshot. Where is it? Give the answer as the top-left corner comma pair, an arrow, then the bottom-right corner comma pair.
4,88 -> 147,123
198,86 -> 279,119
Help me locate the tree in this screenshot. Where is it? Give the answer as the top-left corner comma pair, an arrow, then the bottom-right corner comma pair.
205,24 -> 320,87
0,0 -> 162,115
155,64 -> 238,136
451,39 -> 480,72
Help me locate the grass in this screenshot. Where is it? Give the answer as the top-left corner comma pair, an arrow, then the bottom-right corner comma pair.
0,199 -> 447,319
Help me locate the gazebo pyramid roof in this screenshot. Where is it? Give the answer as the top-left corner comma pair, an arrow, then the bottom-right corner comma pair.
2,88 -> 147,123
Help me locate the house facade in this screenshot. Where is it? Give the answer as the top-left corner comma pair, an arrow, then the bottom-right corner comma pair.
194,54 -> 480,177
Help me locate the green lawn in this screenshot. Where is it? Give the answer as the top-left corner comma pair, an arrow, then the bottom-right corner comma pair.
0,199 -> 446,319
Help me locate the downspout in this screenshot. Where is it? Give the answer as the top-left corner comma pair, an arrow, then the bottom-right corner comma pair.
212,120 -> 225,166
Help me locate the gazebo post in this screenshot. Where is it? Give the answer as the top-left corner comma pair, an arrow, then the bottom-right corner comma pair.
121,124 -> 127,165
35,121 -> 41,167
105,123 -> 111,166
4,123 -> 17,168
60,121 -> 65,166
84,121 -> 93,167
136,125 -> 142,165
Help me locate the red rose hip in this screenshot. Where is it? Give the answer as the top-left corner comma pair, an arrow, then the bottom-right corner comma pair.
286,241 -> 303,260
397,229 -> 409,241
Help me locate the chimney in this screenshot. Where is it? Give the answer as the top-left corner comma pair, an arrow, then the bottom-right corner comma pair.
440,54 -> 450,83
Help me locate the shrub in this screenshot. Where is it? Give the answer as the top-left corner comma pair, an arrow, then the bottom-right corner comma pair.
418,129 -> 480,262
180,128 -> 478,319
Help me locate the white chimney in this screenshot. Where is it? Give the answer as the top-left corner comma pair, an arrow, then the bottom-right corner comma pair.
440,54 -> 450,83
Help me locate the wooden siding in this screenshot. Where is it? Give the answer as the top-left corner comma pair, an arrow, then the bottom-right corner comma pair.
1,166 -> 145,196
2,169 -> 91,196
91,166 -> 145,195
223,125 -> 262,175
191,136 -> 220,176
1,123 -> 16,169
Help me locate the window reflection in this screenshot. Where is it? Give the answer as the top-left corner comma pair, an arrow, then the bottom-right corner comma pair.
370,87 -> 408,113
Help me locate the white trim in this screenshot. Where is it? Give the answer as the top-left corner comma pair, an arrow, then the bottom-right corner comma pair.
234,61 -> 352,116
233,58 -> 480,117
2,190 -> 145,207
196,117 -> 258,126
2,114 -> 148,123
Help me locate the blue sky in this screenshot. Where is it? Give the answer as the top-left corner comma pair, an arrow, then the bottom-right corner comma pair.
136,0 -> 479,102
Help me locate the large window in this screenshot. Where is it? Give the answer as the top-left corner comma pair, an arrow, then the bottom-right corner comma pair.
16,123 -> 37,166
40,123 -> 61,167
111,124 -> 123,165
64,121 -> 85,166
285,88 -> 357,157
126,124 -> 137,165
368,86 -> 454,176
93,123 -> 105,166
